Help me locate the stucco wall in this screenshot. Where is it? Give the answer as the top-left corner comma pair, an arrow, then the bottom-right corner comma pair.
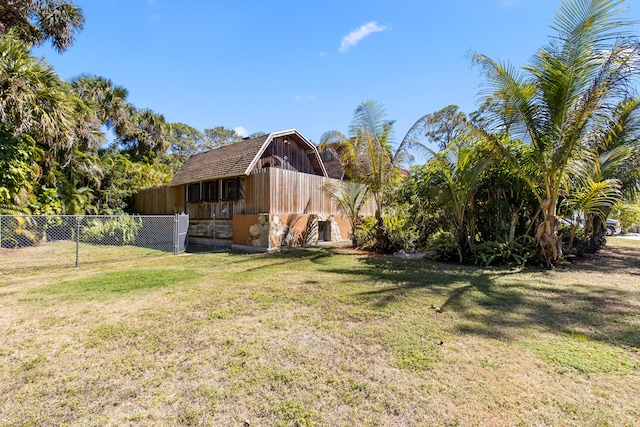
232,214 -> 259,245
332,215 -> 351,241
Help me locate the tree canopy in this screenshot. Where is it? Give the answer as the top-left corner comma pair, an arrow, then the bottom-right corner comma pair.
0,0 -> 85,52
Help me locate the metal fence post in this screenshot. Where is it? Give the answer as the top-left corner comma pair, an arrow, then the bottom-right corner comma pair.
212,213 -> 216,252
75,215 -> 80,267
173,214 -> 178,255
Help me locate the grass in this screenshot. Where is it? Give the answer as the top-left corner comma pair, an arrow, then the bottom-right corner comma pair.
0,239 -> 639,426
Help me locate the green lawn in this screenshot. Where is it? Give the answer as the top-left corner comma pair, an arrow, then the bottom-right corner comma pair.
1,240 -> 639,426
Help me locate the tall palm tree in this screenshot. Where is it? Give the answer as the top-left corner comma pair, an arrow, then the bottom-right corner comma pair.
0,34 -> 76,151
320,100 -> 412,252
0,34 -> 91,212
472,0 -> 640,265
0,0 -> 85,52
70,75 -> 136,141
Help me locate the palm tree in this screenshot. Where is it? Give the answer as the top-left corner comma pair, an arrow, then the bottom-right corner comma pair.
323,181 -> 370,247
0,0 -> 85,52
320,100 -> 412,252
422,143 -> 493,252
471,0 -> 640,265
70,75 -> 133,139
119,108 -> 170,161
0,34 -> 76,151
568,97 -> 640,252
0,34 -> 92,212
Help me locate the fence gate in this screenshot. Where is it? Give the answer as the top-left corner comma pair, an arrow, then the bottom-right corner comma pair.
174,213 -> 189,254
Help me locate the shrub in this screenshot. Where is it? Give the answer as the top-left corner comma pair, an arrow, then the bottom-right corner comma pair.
0,215 -> 43,248
383,204 -> 420,253
424,229 -> 462,263
469,235 -> 535,266
81,215 -> 142,245
353,206 -> 420,253
352,216 -> 377,250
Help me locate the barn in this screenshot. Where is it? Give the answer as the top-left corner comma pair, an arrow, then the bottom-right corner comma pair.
134,129 -> 372,251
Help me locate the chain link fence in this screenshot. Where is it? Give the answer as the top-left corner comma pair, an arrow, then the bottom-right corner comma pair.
0,214 -> 188,272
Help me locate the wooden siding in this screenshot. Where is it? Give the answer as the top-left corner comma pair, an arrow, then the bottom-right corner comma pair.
135,169 -> 375,218
133,186 -> 184,214
245,168 -> 375,216
254,135 -> 317,175
245,169 -> 270,213
186,200 -> 245,220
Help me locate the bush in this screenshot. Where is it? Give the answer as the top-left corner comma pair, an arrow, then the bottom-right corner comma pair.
0,216 -> 43,248
81,215 -> 142,245
352,216 -> 377,250
353,205 -> 420,253
383,204 -> 420,253
469,235 -> 535,266
424,229 -> 462,263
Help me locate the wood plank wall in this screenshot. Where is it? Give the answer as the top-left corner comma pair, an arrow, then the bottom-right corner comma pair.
244,169 -> 270,213
256,136 -> 316,175
134,170 -> 376,218
186,201 -> 245,220
246,168 -> 375,216
133,186 -> 185,214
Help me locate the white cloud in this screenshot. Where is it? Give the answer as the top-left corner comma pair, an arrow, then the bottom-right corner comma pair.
339,21 -> 388,53
234,126 -> 249,137
294,95 -> 316,101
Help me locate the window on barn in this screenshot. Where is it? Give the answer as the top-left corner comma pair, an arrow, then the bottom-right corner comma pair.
221,178 -> 240,201
187,183 -> 201,202
203,180 -> 219,202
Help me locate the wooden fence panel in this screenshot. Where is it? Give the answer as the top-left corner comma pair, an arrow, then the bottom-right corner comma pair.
133,186 -> 185,215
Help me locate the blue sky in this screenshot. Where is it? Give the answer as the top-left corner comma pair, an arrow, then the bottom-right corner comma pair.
35,0 -> 640,160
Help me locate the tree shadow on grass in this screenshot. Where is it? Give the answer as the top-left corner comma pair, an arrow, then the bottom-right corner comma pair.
224,247 -> 336,273
323,255 -> 640,351
567,239 -> 640,274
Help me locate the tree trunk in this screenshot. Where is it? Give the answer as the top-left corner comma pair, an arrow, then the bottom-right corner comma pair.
581,215 -> 607,255
350,216 -> 360,248
566,225 -> 576,254
375,216 -> 391,253
535,199 -> 563,267
508,200 -> 524,243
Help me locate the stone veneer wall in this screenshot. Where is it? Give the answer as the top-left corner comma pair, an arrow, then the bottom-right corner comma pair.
242,213 -> 346,250
188,219 -> 232,246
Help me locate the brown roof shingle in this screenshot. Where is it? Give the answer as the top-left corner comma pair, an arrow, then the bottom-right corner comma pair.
169,134 -> 269,186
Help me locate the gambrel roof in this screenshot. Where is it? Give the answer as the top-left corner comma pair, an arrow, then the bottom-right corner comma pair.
169,129 -> 327,186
